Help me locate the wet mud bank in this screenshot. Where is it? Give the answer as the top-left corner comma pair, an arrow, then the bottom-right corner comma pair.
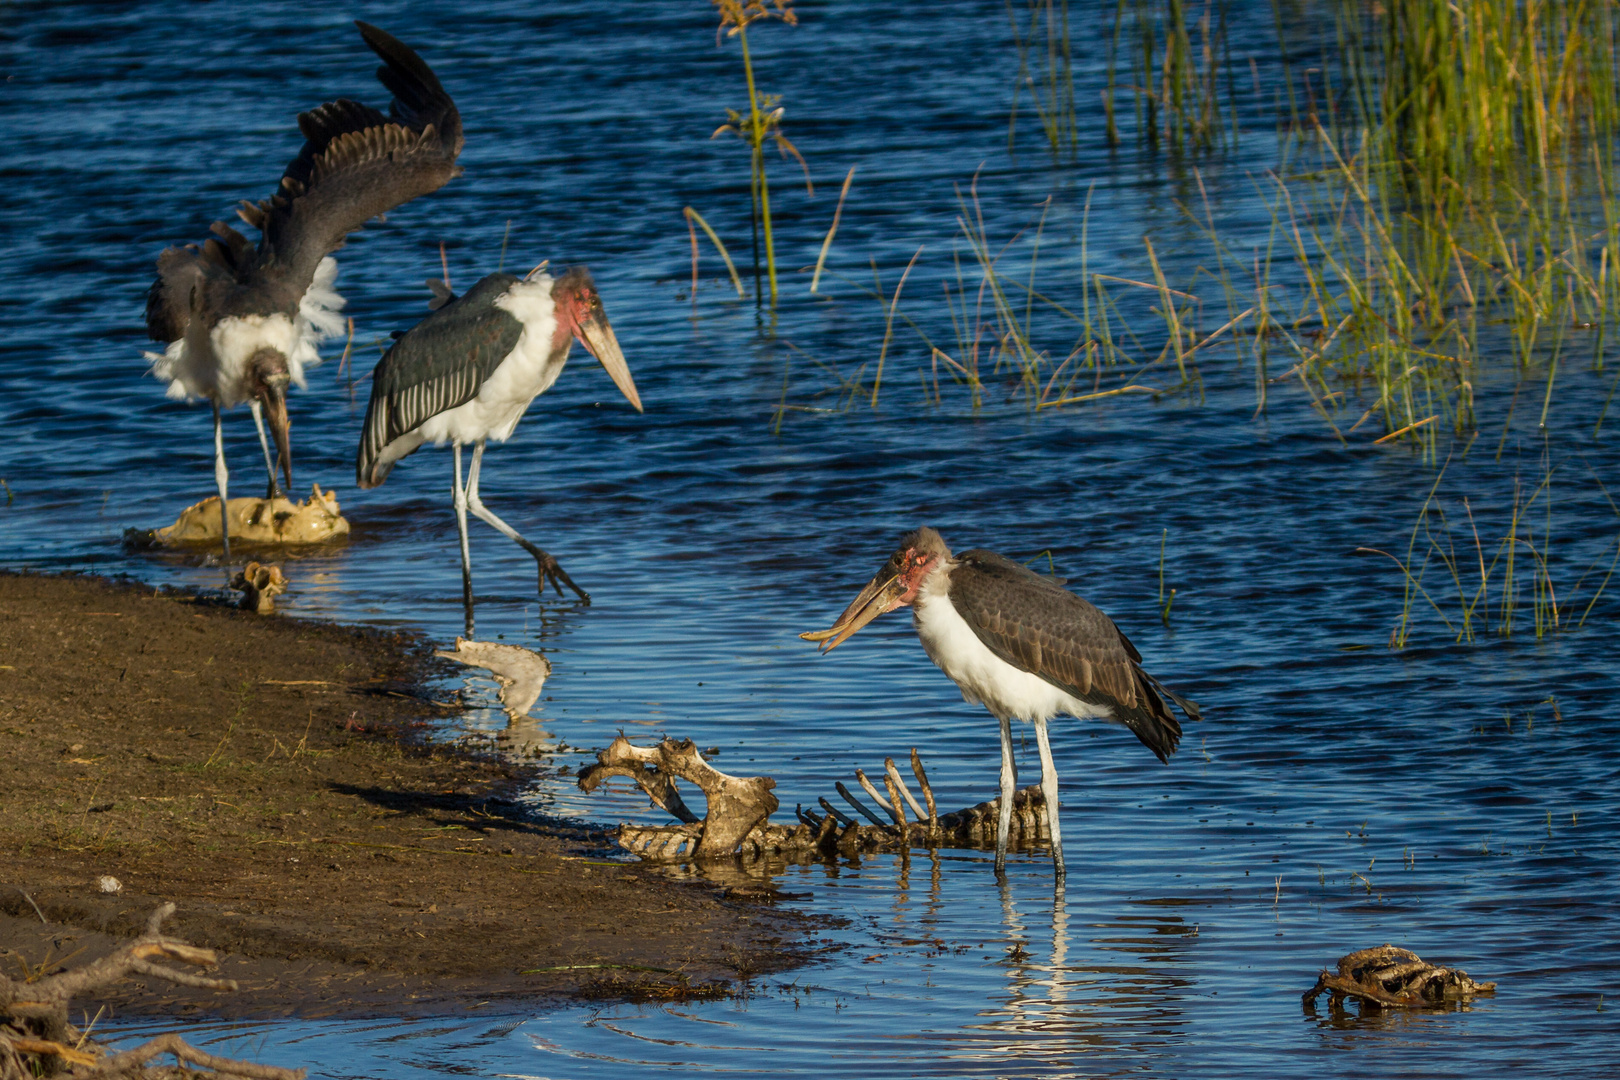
0,572 -> 814,1017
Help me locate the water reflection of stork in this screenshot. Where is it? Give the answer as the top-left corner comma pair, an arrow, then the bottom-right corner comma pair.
356,266 -> 642,633
143,22 -> 462,559
804,527 -> 1201,879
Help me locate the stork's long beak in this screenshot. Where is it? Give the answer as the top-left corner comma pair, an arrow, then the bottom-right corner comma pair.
577,310 -> 643,413
800,566 -> 908,653
263,382 -> 293,494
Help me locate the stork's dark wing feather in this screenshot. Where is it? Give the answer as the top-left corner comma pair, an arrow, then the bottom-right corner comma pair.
231,22 -> 462,316
146,245 -> 219,343
356,274 -> 523,488
148,23 -> 461,339
948,549 -> 1195,762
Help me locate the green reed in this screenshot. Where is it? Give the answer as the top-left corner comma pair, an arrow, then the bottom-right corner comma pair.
710,0 -> 806,308
1102,0 -> 1235,151
1008,0 -> 1078,154
1358,450 -> 1620,648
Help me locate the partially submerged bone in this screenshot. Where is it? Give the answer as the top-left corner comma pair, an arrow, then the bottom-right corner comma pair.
228,561 -> 288,614
435,638 -> 551,720
579,736 -> 779,858
1304,945 -> 1496,1010
133,484 -> 349,548
581,738 -> 1053,862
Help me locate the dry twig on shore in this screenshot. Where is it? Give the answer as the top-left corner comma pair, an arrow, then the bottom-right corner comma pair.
0,901 -> 305,1080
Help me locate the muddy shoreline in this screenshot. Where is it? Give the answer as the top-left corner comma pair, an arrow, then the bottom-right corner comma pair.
0,572 -> 816,1018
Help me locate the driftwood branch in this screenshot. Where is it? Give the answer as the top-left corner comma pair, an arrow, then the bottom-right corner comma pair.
0,902 -> 305,1080
1303,945 -> 1497,1009
100,1032 -> 305,1079
0,903 -> 236,1012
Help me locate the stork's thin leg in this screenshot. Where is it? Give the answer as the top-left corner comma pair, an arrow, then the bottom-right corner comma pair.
212,403 -> 231,564
464,440 -> 590,605
1034,717 -> 1065,880
995,714 -> 1017,877
248,400 -> 286,501
452,443 -> 474,638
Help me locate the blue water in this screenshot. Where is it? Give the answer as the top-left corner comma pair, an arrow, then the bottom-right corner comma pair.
4,1 -> 1620,1076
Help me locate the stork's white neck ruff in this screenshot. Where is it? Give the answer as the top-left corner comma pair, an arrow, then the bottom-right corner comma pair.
144,257 -> 345,406
911,561 -> 1113,725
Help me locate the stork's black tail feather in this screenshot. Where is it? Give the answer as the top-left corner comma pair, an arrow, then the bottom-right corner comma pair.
1118,667 -> 1201,764
1146,672 -> 1203,724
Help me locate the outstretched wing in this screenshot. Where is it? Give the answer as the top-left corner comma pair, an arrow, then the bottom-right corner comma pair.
231,21 -> 463,317
356,274 -> 523,488
947,549 -> 1196,762
148,23 -> 462,338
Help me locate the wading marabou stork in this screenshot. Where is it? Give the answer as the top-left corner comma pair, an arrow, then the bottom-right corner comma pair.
143,22 -> 462,557
803,527 -> 1201,879
355,265 -> 642,627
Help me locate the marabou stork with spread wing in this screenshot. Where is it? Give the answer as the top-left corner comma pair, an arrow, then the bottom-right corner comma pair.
143,22 -> 462,557
355,264 -> 642,631
803,527 -> 1201,879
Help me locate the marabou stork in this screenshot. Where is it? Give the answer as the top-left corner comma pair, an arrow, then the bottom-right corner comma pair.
803,527 -> 1201,879
144,22 -> 462,558
355,264 -> 642,629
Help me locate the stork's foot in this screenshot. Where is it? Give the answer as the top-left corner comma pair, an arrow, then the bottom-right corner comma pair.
535,551 -> 590,605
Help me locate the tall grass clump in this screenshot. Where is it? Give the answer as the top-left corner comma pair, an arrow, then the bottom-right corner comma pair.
1358,452 -> 1620,647
1008,0 -> 1078,154
1106,0 -> 1620,451
1167,0 -> 1620,449
1103,0 -> 1236,151
1336,0 -> 1620,187
839,178 -> 1243,415
709,0 -> 807,308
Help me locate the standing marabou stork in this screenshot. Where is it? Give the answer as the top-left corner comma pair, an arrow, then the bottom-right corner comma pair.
355,264 -> 642,631
144,22 -> 462,558
802,527 -> 1201,879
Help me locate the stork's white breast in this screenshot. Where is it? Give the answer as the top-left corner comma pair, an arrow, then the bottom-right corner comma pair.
143,255 -> 345,406
912,568 -> 1113,725
413,273 -> 571,446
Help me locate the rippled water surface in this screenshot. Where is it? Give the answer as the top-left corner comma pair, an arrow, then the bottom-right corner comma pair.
5,1 -> 1620,1076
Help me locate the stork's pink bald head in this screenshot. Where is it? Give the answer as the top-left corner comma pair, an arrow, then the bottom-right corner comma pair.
549,268 -> 642,413
800,527 -> 954,652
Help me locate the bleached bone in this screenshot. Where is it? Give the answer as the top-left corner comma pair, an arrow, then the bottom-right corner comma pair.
887,757 -> 929,822
435,638 -> 551,720
228,560 -> 288,613
134,483 -> 349,548
581,738 -> 1054,862
838,780 -> 892,830
578,736 -> 779,857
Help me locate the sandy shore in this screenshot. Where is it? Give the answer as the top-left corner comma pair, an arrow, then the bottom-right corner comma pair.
0,572 -> 813,1017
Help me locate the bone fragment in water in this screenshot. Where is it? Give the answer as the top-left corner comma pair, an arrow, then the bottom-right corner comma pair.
580,737 -> 1054,862
578,736 -> 779,857
1302,945 -> 1497,1009
435,638 -> 551,720
228,561 -> 288,614
131,484 -> 349,548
